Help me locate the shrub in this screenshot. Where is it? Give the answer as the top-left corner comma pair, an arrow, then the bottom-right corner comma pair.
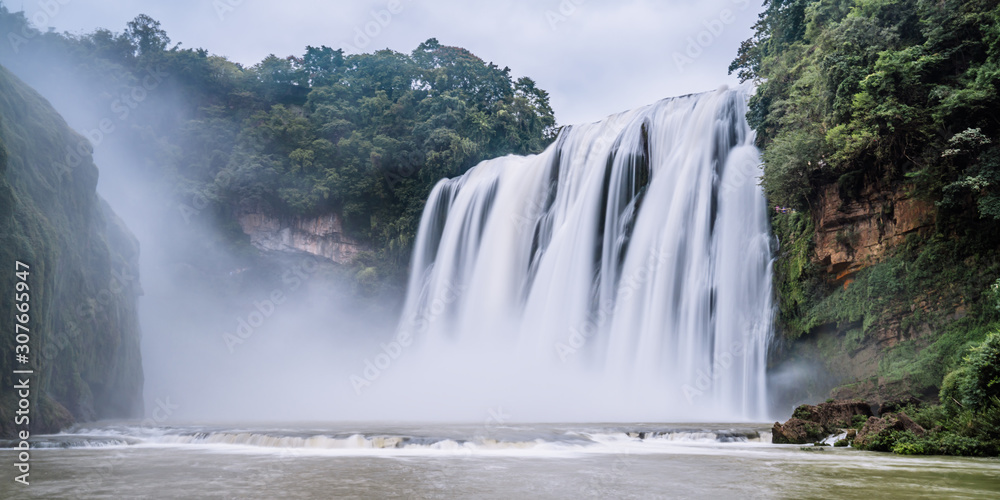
892,440 -> 926,455
932,432 -> 996,457
941,332 -> 1000,412
963,333 -> 1000,410
852,414 -> 868,429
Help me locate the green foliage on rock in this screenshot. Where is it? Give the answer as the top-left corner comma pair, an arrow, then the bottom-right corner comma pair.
733,0 -> 1000,215
940,332 -> 1000,412
0,65 -> 143,437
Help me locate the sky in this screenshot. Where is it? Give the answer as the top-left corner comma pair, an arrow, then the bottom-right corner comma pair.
20,0 -> 762,128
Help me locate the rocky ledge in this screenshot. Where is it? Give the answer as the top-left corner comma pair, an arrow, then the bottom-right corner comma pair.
772,398 -> 931,450
772,399 -> 873,444
238,211 -> 366,264
853,413 -> 926,449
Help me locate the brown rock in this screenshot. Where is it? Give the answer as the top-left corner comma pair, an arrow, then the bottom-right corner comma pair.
813,184 -> 934,281
792,399 -> 873,430
238,211 -> 366,264
772,399 -> 874,444
854,413 -> 926,450
772,418 -> 827,444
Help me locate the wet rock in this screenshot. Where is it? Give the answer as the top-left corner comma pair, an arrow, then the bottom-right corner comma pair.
772,399 -> 874,444
772,418 -> 827,444
877,397 -> 922,416
854,413 -> 926,450
792,400 -> 873,429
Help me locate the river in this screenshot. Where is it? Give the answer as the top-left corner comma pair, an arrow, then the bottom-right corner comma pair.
3,422 -> 998,499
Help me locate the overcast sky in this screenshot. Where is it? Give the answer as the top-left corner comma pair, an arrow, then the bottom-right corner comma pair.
22,0 -> 762,125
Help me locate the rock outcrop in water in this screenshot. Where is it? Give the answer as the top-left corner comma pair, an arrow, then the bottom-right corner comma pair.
0,65 -> 143,437
853,413 -> 926,450
772,399 -> 873,444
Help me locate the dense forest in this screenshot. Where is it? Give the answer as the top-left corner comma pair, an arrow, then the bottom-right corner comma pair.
732,0 -> 1000,455
0,6 -> 556,288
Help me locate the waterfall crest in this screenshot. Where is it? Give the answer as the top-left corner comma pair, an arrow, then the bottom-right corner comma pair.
395,87 -> 774,421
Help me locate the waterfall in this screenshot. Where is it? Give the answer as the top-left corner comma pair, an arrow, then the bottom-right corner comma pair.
394,86 -> 774,422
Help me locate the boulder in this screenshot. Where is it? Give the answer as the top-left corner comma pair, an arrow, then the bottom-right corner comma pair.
792,399 -> 874,429
854,413 -> 926,450
772,418 -> 827,444
772,399 -> 874,444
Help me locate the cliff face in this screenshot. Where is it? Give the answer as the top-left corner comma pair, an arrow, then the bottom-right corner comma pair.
238,211 -> 365,264
0,65 -> 143,437
812,184 -> 936,282
771,179 -> 981,409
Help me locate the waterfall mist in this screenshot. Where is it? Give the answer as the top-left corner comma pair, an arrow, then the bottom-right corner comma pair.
359,86 -> 776,423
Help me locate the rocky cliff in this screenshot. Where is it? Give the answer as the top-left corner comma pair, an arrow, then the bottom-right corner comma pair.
237,211 -> 365,264
769,179 -> 988,411
812,184 -> 936,283
0,65 -> 143,437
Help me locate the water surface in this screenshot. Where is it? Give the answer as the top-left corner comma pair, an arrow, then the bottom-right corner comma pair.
3,422 -> 998,499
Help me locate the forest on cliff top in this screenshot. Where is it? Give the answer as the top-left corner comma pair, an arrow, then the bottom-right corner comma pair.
0,5 -> 556,289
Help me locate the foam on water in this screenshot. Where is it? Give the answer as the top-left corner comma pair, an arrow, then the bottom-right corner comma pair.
10,424 -> 773,457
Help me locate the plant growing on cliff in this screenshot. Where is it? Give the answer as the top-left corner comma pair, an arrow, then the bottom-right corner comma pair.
940,332 -> 1000,412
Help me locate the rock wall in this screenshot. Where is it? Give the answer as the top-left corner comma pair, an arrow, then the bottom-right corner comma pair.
812,183 -> 936,282
0,65 -> 143,437
769,181 -> 950,410
238,211 -> 365,264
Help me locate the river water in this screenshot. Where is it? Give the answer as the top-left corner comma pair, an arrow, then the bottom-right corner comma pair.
2,422 -> 998,499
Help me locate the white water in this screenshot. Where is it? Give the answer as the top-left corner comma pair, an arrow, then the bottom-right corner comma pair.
22,423 -> 770,456
383,86 -> 774,422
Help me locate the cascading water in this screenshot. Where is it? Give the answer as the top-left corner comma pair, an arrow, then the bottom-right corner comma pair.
388,86 -> 774,422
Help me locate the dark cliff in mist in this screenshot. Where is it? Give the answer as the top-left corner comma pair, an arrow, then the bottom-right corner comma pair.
0,65 -> 142,437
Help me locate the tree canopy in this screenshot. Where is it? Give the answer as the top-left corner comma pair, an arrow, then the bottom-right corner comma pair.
732,0 -> 1000,232
0,8 -> 557,282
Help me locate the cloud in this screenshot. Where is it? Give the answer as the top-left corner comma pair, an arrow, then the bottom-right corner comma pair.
30,0 -> 762,125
